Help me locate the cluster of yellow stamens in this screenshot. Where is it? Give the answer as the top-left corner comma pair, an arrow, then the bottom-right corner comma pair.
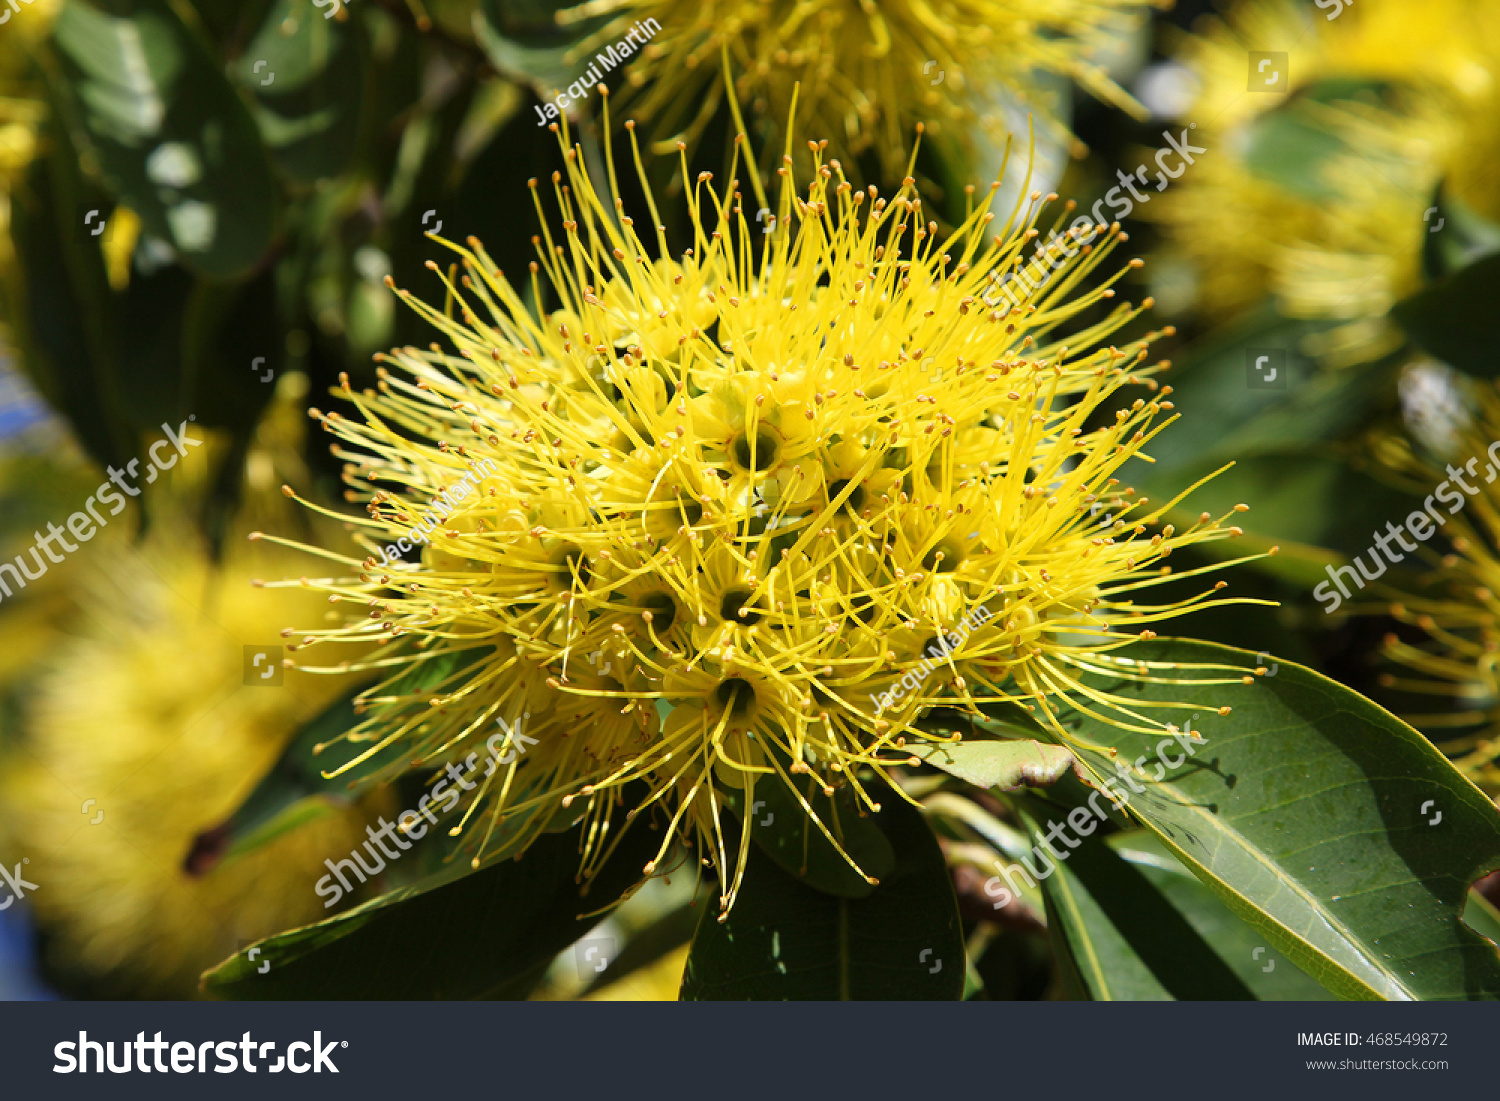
1376,385 -> 1500,795
263,94 -> 1257,914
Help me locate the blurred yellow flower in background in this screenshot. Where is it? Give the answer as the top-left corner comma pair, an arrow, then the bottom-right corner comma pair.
560,0 -> 1162,177
0,382 -> 381,997
0,442 -> 95,683
1150,0 -> 1500,366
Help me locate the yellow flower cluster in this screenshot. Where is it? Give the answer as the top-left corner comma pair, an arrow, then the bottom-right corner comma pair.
271,102 -> 1257,915
1378,379 -> 1500,796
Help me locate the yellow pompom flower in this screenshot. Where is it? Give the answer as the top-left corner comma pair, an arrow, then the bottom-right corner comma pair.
1376,377 -> 1500,797
269,98 -> 1260,916
1150,0 -> 1500,366
0,406 -> 380,997
557,0 -> 1160,176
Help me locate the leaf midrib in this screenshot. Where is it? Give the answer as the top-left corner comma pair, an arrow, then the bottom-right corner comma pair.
1075,751 -> 1416,1001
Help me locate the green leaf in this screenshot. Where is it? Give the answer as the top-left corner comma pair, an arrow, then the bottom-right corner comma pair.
679,790 -> 964,999
1049,639 -> 1500,1000
483,0 -> 586,30
1110,834 -> 1336,999
1115,308 -> 1407,573
1243,79 -> 1407,204
188,648 -> 526,881
4,114 -> 131,472
202,805 -> 656,999
913,700 -> 1053,747
178,266 -> 284,549
1131,309 -> 1386,479
183,0 -> 277,46
380,643 -> 492,699
1464,889 -> 1500,949
969,928 -> 1055,1001
910,737 -> 1074,792
726,768 -> 895,901
1020,802 -> 1250,999
1021,811 -> 1335,1000
1391,252 -> 1500,379
230,0 -> 365,183
176,267 -> 282,432
52,0 -> 277,279
453,78 -> 526,166
475,0 -> 613,96
113,262 -> 194,430
444,84 -> 583,290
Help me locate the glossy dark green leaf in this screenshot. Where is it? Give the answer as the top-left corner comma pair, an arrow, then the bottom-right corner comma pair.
1115,308 -> 1407,573
6,77 -> 275,500
5,111 -> 132,472
1103,546 -> 1323,666
479,0 -> 573,28
1045,906 -> 1092,1001
52,0 -> 276,279
475,0 -> 614,96
1392,253 -> 1500,379
189,648 -> 500,878
1111,834 -> 1336,999
914,700 -> 1053,747
370,642 -> 493,705
726,769 -> 895,900
1021,802 -> 1249,999
445,83 -> 575,278
1047,639 -> 1500,1000
680,792 -> 963,999
176,266 -> 282,430
202,806 -> 656,999
113,261 -> 193,430
230,0 -> 364,183
184,0 -> 275,46
178,266 -> 284,547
